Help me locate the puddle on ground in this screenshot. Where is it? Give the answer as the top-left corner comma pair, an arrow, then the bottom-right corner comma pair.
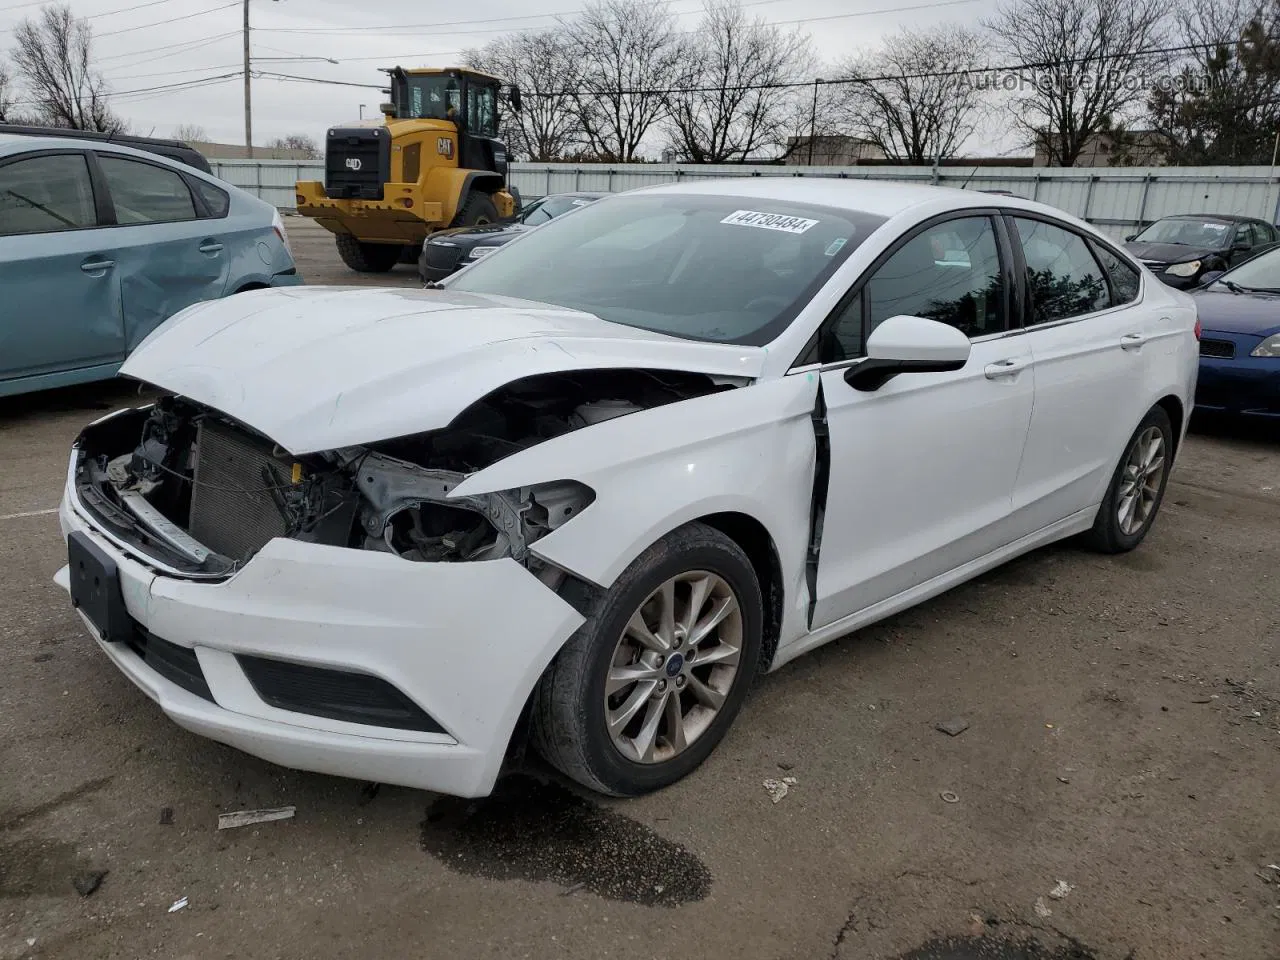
894,936 -> 1096,960
420,775 -> 711,907
0,836 -> 84,898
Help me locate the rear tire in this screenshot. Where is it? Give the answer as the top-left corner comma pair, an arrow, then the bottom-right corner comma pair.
452,190 -> 499,227
532,522 -> 763,797
334,234 -> 403,273
1084,405 -> 1174,553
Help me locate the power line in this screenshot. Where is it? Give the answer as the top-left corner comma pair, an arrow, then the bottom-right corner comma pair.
97,30 -> 239,64
251,0 -> 797,34
9,70 -> 241,108
95,1 -> 237,38
253,39 -> 1248,100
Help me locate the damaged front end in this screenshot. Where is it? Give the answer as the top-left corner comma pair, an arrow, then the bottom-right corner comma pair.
71,369 -> 729,578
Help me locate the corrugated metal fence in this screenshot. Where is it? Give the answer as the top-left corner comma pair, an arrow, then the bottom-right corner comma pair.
212,159 -> 1280,242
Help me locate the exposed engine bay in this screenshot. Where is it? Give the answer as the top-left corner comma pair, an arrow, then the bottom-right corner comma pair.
73,369 -> 733,578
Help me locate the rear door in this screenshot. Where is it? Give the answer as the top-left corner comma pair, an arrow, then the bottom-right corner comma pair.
1005,215 -> 1151,534
94,151 -> 229,350
0,150 -> 126,385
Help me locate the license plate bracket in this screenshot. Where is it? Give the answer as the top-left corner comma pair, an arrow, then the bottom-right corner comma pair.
68,531 -> 131,643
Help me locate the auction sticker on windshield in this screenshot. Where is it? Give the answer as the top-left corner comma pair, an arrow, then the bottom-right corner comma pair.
721,210 -> 819,234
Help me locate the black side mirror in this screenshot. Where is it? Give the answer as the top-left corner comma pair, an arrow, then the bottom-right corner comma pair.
1233,241 -> 1251,252
509,85 -> 523,113
1199,270 -> 1225,286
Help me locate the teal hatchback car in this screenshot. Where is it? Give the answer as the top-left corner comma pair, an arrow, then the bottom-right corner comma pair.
0,132 -> 301,397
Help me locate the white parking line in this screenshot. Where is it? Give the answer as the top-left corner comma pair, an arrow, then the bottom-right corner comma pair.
0,507 -> 58,521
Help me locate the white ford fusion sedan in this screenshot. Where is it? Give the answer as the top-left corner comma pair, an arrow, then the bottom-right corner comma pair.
56,179 -> 1198,798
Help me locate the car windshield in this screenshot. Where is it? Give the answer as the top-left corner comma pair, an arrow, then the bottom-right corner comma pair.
446,194 -> 885,345
521,195 -> 594,226
1134,218 -> 1230,247
1216,245 -> 1280,290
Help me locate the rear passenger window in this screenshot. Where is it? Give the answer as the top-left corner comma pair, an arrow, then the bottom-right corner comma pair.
1012,217 -> 1109,324
99,155 -> 196,224
192,178 -> 230,218
0,154 -> 97,235
1093,245 -> 1140,304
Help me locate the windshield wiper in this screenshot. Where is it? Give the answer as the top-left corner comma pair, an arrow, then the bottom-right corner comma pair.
1220,279 -> 1245,294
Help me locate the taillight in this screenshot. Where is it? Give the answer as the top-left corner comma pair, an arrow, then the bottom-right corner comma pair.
1194,318 -> 1202,340
271,210 -> 293,258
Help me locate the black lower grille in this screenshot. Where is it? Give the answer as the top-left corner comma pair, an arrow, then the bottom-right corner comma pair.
126,629 -> 213,702
1199,338 -> 1235,359
189,419 -> 291,562
237,655 -> 445,733
421,242 -> 464,274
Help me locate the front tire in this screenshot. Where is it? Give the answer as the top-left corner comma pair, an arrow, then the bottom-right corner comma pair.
334,234 -> 403,273
452,190 -> 499,227
1084,405 -> 1174,553
532,522 -> 763,797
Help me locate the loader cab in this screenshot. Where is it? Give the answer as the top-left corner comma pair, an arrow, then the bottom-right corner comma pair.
386,68 -> 513,178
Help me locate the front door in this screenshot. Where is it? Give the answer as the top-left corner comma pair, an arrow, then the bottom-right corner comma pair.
811,214 -> 1035,628
0,151 -> 125,386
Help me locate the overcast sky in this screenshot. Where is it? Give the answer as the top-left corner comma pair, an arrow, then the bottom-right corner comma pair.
0,0 -> 1013,153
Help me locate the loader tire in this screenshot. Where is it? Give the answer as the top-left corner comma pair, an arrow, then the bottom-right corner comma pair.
452,190 -> 499,227
334,234 -> 403,273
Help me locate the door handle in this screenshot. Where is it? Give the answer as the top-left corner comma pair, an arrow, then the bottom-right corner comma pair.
80,258 -> 114,273
984,357 -> 1028,380
198,241 -> 224,254
1120,333 -> 1147,350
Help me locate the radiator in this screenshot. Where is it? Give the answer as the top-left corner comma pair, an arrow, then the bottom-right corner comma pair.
189,419 -> 291,562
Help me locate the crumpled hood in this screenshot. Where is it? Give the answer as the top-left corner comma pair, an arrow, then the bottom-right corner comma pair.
121,286 -> 765,453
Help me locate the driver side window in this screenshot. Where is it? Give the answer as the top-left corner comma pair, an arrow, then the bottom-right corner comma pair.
866,216 -> 1006,339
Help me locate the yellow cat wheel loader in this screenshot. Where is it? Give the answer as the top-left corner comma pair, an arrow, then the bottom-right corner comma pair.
296,67 -> 522,273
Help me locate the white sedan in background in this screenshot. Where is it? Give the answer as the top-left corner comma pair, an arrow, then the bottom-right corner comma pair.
57,180 -> 1198,798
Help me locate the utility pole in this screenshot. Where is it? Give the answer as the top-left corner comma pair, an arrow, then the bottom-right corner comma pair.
808,78 -> 822,166
243,0 -> 252,158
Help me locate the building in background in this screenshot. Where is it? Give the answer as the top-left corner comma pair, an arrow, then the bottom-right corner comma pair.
1034,130 -> 1166,167
785,135 -> 886,165
190,141 -> 317,161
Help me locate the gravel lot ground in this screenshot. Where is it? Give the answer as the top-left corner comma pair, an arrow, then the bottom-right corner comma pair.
1,218 -> 1277,960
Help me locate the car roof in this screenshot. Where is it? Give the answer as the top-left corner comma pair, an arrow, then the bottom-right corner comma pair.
0,129 -> 211,173
628,176 -> 1076,222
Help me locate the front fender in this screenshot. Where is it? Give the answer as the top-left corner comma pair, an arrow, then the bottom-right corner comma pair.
451,374 -> 820,641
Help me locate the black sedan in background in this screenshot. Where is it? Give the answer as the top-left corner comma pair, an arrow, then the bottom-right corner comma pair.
419,192 -> 605,282
1191,246 -> 1280,419
1124,214 -> 1279,289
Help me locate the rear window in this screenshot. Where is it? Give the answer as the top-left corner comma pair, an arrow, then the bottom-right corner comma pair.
446,194 -> 887,345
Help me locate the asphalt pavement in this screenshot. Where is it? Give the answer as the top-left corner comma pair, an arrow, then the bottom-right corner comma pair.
1,219 -> 1277,959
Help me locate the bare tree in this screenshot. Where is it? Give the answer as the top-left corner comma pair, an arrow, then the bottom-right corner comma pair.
0,63 -> 19,123
268,134 -> 320,157
12,4 -> 121,132
984,0 -> 1168,166
836,25 -> 987,163
563,0 -> 685,161
467,30 -> 582,162
662,1 -> 810,162
173,123 -> 208,143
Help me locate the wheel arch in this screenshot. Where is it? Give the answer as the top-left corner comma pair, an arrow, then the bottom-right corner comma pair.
1154,393 -> 1185,458
695,511 -> 785,672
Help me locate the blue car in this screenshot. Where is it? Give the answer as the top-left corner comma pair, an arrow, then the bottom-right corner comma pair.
0,132 -> 300,398
1192,247 -> 1280,419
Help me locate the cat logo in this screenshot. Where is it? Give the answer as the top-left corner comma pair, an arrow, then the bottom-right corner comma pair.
344,157 -> 363,171
437,137 -> 454,158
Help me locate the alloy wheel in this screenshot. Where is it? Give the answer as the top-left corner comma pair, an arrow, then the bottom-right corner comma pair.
604,571 -> 743,764
1117,426 -> 1166,535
